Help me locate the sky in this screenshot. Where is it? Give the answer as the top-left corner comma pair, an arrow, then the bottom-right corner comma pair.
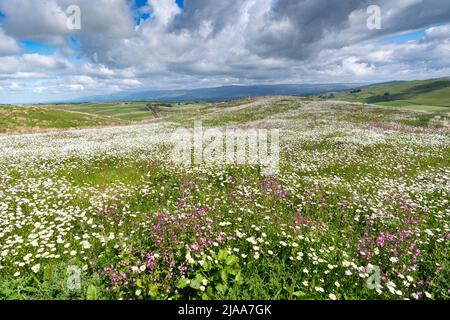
0,0 -> 449,104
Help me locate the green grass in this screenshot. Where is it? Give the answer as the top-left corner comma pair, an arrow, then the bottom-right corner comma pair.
1,102 -> 215,133
0,97 -> 448,300
43,102 -> 155,121
44,102 -> 212,122
373,101 -> 449,112
0,105 -> 122,134
325,77 -> 450,111
40,98 -> 295,128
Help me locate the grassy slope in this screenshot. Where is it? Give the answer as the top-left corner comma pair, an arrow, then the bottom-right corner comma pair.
0,105 -> 122,134
3,84 -> 448,134
327,78 -> 450,111
45,102 -> 154,121
44,102 -> 210,122
43,99 -> 263,125
1,101 -> 242,134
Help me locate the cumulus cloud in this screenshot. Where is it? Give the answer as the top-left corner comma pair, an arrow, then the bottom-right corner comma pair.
0,0 -> 68,45
0,0 -> 449,103
149,0 -> 181,26
424,24 -> 450,41
0,0 -> 134,42
0,28 -> 19,56
0,53 -> 71,75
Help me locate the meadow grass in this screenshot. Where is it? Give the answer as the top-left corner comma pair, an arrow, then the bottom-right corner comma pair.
0,105 -> 122,134
374,101 -> 450,112
44,102 -> 212,123
0,97 -> 448,300
329,78 -> 450,111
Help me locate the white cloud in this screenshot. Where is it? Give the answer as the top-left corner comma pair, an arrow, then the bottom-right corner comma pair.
342,57 -> 375,76
0,54 -> 71,75
0,0 -> 449,103
0,0 -> 68,45
424,24 -> 450,41
149,0 -> 181,26
0,28 -> 19,56
120,79 -> 142,87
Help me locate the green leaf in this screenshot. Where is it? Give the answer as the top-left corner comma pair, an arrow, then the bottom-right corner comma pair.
86,285 -> 98,300
217,249 -> 228,261
202,261 -> 212,271
216,283 -> 228,295
149,285 -> 159,298
293,291 -> 307,298
235,272 -> 243,285
201,293 -> 210,300
189,279 -> 201,290
225,255 -> 238,266
190,273 -> 206,290
220,269 -> 228,283
24,287 -> 38,293
177,278 -> 190,289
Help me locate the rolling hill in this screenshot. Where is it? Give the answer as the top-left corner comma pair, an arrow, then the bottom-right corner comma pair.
0,105 -> 122,134
63,83 -> 362,103
325,77 -> 450,111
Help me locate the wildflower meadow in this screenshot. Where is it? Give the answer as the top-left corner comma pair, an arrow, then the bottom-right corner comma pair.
0,97 -> 448,300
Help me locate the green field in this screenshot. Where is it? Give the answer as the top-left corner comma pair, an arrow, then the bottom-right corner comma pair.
0,97 -> 449,300
0,102 -> 218,134
44,102 -> 163,122
0,105 -> 122,134
325,77 -> 450,112
1,98 -> 269,134
43,102 -> 213,122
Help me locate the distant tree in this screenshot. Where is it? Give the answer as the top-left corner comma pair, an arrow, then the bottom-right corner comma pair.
146,104 -> 159,117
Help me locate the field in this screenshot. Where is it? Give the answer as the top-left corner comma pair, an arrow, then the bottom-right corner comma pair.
0,97 -> 449,300
41,99 -> 263,124
44,102 -> 156,121
326,78 -> 450,112
0,105 -> 122,134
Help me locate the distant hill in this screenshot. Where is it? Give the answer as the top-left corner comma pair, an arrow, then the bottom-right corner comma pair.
64,83 -> 362,103
325,77 -> 450,111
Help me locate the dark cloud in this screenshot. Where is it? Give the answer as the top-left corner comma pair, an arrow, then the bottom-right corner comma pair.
246,0 -> 365,59
0,0 -> 449,102
169,0 -> 242,36
380,0 -> 450,34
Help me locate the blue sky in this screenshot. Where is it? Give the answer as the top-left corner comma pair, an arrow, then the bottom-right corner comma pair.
379,30 -> 425,44
20,40 -> 56,55
0,0 -> 449,104
133,0 -> 185,23
2,0 -> 188,59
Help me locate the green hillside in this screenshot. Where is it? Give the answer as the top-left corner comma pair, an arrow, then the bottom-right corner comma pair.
326,77 -> 450,111
0,105 -> 122,134
46,102 -> 156,121
44,101 -> 227,125
44,101 -> 212,122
